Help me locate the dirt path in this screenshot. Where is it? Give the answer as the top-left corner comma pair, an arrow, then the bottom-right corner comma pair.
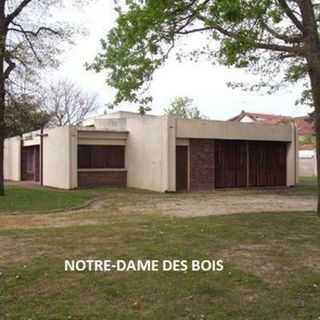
0,190 -> 316,230
148,194 -> 316,217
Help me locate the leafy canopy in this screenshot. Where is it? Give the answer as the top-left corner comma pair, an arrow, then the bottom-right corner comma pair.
5,94 -> 50,138
90,0 -> 309,111
164,96 -> 208,119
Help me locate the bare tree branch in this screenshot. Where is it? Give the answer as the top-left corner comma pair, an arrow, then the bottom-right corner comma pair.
8,22 -> 62,38
41,79 -> 101,126
4,56 -> 16,79
260,20 -> 303,43
5,0 -> 33,25
278,0 -> 304,31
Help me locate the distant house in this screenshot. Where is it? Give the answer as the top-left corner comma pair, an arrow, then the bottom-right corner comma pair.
229,111 -> 316,177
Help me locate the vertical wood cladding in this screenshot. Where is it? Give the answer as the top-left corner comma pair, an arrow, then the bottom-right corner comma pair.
77,144 -> 127,188
189,139 -> 215,191
188,139 -> 287,191
21,145 -> 40,182
249,141 -> 287,186
176,146 -> 188,191
215,140 -> 247,188
78,145 -> 125,169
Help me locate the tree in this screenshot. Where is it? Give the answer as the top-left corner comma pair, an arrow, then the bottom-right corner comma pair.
42,79 -> 100,126
164,96 -> 208,119
0,0 -> 83,195
5,93 -> 50,137
91,0 -> 320,216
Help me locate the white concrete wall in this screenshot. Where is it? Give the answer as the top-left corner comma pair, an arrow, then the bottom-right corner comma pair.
42,126 -> 77,189
4,136 -> 21,181
78,130 -> 128,145
22,130 -> 40,146
299,157 -> 317,176
125,116 -> 174,192
286,124 -> 299,186
70,128 -> 78,189
299,149 -> 317,177
93,119 -> 127,131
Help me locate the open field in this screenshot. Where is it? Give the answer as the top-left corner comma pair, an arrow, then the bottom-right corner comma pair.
0,178 -> 319,319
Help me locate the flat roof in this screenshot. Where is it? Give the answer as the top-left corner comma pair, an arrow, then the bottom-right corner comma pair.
77,128 -> 129,134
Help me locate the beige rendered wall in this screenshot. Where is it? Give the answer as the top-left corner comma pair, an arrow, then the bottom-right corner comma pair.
78,129 -> 128,145
286,124 -> 299,186
4,136 -> 21,181
176,119 -> 293,142
42,126 -> 78,189
125,116 -> 175,192
93,119 -> 127,131
299,158 -> 317,176
22,130 -> 40,146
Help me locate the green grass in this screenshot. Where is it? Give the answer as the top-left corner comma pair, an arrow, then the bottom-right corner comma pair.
0,176 -> 318,318
295,176 -> 318,195
0,211 -> 319,320
0,185 -> 95,212
0,176 -> 317,213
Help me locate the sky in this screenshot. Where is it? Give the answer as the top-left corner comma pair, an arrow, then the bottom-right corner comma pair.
55,0 -> 312,120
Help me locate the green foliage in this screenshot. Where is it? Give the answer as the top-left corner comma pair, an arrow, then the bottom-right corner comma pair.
5,94 -> 51,138
299,134 -> 315,146
91,0 -> 312,110
164,96 -> 208,119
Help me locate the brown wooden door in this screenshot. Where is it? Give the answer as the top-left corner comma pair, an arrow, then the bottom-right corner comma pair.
21,146 -> 40,182
249,141 -> 287,186
215,140 -> 247,188
176,146 -> 188,191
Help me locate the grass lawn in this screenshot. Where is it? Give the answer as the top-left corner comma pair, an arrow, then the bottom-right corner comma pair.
291,176 -> 318,196
0,178 -> 319,319
0,185 -> 95,212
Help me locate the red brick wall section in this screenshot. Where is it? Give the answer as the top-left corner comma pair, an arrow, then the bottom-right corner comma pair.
189,139 -> 215,191
78,171 -> 127,188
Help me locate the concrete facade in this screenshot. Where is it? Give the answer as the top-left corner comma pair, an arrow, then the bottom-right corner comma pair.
299,149 -> 317,177
4,136 -> 21,181
4,112 -> 298,191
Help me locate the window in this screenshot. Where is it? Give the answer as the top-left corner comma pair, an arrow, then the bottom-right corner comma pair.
78,145 -> 125,169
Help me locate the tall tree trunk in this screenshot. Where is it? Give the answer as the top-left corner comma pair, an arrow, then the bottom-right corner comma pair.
298,0 -> 320,217
0,35 -> 4,196
308,67 -> 320,216
0,126 -> 3,196
0,1 -> 5,196
0,76 -> 4,196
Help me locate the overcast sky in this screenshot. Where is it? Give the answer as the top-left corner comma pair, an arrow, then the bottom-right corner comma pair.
55,0 -> 312,120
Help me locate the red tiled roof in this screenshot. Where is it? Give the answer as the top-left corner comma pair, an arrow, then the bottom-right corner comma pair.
293,116 -> 314,136
229,111 -> 314,135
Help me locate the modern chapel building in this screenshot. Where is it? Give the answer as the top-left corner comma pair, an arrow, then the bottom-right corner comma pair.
4,111 -> 298,192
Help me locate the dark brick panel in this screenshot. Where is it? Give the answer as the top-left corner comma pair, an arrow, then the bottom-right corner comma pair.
189,139 -> 215,191
78,171 -> 127,188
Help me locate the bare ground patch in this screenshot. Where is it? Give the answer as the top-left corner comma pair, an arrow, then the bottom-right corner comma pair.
0,188 -> 316,231
117,191 -> 316,217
